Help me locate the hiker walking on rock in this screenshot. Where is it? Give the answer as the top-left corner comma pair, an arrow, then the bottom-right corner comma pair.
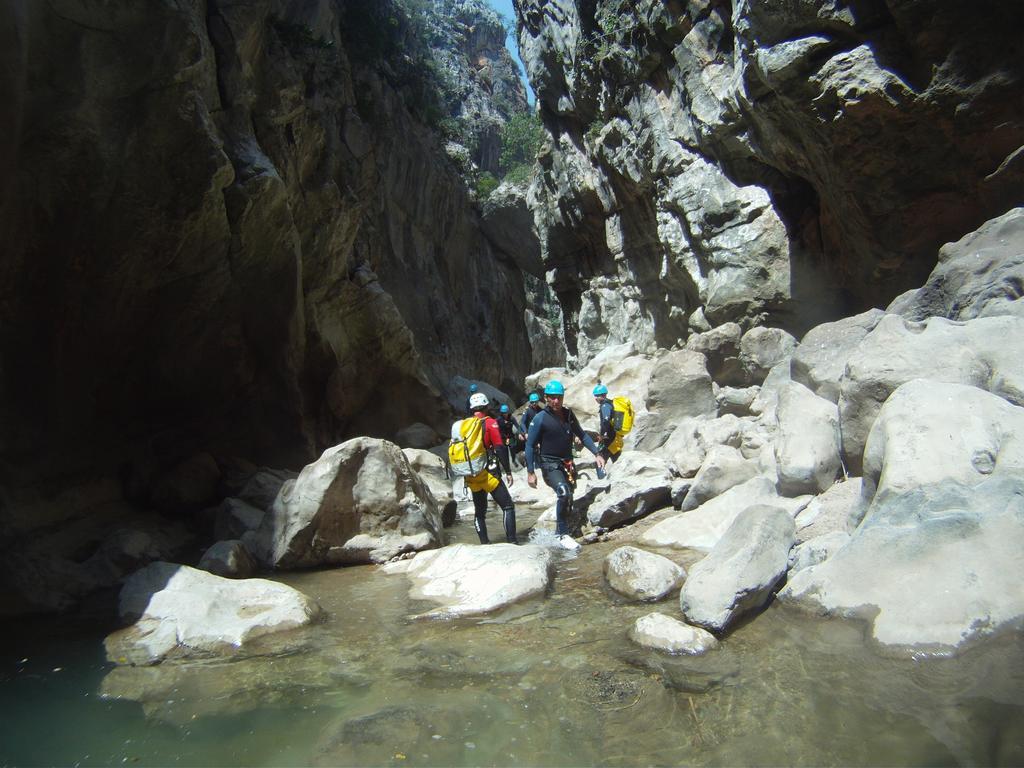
497,404 -> 526,467
465,392 -> 519,544
593,383 -> 622,477
525,380 -> 606,551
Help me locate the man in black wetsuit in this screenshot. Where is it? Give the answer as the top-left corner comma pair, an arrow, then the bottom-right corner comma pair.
524,380 -> 606,551
497,404 -> 525,467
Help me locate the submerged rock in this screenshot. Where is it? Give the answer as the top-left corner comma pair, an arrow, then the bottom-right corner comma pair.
384,543 -> 554,618
629,612 -> 719,656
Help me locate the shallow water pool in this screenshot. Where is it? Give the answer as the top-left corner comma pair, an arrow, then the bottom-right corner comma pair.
2,510 -> 1022,767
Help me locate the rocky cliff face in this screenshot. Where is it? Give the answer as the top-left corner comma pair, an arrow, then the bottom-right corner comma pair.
0,0 -> 535,607
515,0 -> 1024,364
428,0 -> 528,174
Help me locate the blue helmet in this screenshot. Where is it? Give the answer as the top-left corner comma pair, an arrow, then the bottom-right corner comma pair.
469,383 -> 478,393
544,380 -> 565,396
528,392 -> 540,403
593,383 -> 608,396
500,404 -> 510,414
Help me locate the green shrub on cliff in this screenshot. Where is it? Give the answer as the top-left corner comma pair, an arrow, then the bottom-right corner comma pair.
499,112 -> 544,175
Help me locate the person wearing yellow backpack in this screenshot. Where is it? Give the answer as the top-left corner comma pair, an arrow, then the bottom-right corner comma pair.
461,391 -> 518,544
593,383 -> 633,479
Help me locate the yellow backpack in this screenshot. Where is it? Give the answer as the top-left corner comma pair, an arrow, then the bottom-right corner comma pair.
448,417 -> 488,477
610,396 -> 635,435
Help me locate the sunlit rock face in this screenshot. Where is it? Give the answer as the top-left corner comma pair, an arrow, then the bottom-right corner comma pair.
0,0 -> 541,613
516,0 -> 1024,364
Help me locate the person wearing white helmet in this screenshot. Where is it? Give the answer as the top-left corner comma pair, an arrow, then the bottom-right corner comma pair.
524,380 -> 606,551
465,391 -> 519,544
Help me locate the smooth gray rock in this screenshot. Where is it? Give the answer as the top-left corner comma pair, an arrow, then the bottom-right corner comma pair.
603,546 -> 685,602
838,314 -> 1024,473
629,612 -> 719,656
774,381 -> 842,495
247,437 -> 443,569
679,506 -> 796,633
791,309 -> 886,404
107,562 -> 321,664
384,543 -> 554,618
739,326 -> 797,384
213,498 -> 265,541
641,476 -> 810,553
788,531 -> 851,575
584,451 -> 674,529
645,349 -> 717,421
199,540 -> 257,579
780,380 -> 1024,652
717,385 -> 760,416
681,444 -> 761,511
794,477 -> 864,543
890,208 -> 1024,322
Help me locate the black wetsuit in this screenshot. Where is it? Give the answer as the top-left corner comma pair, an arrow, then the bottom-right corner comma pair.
525,406 -> 601,536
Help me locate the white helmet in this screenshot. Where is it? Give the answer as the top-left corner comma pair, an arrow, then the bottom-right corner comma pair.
469,392 -> 490,409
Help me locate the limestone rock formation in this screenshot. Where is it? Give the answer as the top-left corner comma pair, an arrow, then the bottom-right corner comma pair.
515,0 -> 1024,364
247,437 -> 444,568
106,562 -> 321,665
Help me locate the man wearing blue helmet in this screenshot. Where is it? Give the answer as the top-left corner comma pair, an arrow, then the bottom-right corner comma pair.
525,380 -> 606,550
593,383 -> 622,478
496,403 -> 525,466
520,391 -> 543,435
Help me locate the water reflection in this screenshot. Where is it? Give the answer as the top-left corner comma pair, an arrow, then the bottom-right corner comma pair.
1,512 -> 1022,766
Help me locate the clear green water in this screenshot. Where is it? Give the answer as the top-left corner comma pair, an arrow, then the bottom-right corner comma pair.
2,511 -> 1023,767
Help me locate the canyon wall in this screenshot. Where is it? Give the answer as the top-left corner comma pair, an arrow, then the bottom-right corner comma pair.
516,0 -> 1024,363
0,0 -> 538,610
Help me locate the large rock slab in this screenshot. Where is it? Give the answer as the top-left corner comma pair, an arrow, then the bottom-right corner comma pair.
780,476 -> 1024,653
889,207 -> 1024,323
402,448 -> 457,527
780,381 -> 1024,652
794,477 -> 864,543
738,326 -> 797,385
584,451 -> 674,529
774,381 -> 842,495
641,476 -> 810,553
247,437 -> 443,569
385,543 -> 554,618
681,444 -> 761,511
838,314 -> 1024,473
644,349 -> 717,422
790,309 -> 886,404
106,562 -> 321,664
679,506 -> 796,633
629,613 -> 719,656
603,546 -> 685,602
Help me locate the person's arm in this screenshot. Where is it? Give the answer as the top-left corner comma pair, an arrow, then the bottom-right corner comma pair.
485,419 -> 512,476
525,412 -> 544,474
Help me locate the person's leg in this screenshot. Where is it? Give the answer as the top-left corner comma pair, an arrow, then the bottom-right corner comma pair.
489,482 -> 518,544
540,461 -> 573,536
472,488 -> 489,543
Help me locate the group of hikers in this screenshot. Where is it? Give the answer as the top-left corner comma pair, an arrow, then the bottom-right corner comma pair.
450,380 -> 630,552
